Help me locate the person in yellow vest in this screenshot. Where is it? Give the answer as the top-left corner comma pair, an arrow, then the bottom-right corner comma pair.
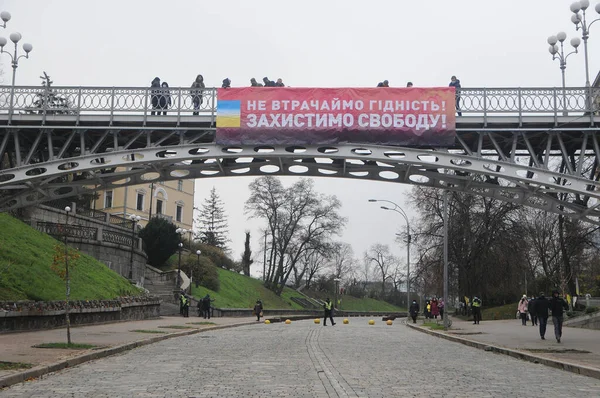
323,298 -> 336,326
472,296 -> 482,324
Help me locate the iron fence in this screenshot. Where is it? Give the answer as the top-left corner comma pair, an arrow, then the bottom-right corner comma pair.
0,85 -> 598,118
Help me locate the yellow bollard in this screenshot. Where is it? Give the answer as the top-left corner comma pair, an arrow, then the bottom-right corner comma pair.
368,319 -> 375,325
285,319 -> 292,324
386,320 -> 393,326
343,318 -> 349,324
265,320 -> 271,324
314,318 -> 321,324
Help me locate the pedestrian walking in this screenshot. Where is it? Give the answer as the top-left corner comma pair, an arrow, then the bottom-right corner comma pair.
471,296 -> 482,324
150,77 -> 161,115
534,292 -> 551,340
409,299 -> 420,323
202,294 -> 214,319
449,75 -> 462,116
158,82 -> 171,115
528,296 -> 537,326
431,298 -> 440,319
438,298 -> 445,319
181,294 -> 189,318
518,295 -> 529,326
549,290 -> 569,343
190,74 -> 205,115
253,299 -> 263,321
323,298 -> 336,326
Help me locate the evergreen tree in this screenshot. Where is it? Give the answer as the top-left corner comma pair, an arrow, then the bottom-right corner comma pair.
241,231 -> 253,276
196,187 -> 230,250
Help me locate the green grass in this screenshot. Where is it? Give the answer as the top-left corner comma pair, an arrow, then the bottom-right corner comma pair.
0,213 -> 143,301
422,322 -> 446,330
131,329 -> 167,334
187,322 -> 216,325
0,361 -> 33,370
335,295 -> 403,312
481,303 -> 519,320
33,342 -> 99,349
157,325 -> 194,329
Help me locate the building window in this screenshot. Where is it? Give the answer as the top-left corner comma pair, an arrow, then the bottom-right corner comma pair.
104,190 -> 113,208
156,199 -> 163,214
177,180 -> 183,191
176,205 -> 183,222
136,192 -> 144,211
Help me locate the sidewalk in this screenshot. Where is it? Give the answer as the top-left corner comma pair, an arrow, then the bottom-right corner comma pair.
409,317 -> 600,378
0,315 -> 259,386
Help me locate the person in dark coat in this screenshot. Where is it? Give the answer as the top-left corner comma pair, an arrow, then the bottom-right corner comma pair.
263,77 -> 276,87
202,294 -> 214,319
323,298 -> 336,326
190,74 -> 205,115
158,82 -> 171,115
549,290 -> 569,343
534,292 -> 551,340
253,299 -> 263,321
409,300 -> 420,323
528,296 -> 537,326
449,75 -> 462,116
275,78 -> 285,87
222,78 -> 231,89
150,77 -> 161,115
250,78 -> 263,87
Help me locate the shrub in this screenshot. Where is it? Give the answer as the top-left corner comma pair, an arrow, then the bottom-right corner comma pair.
585,306 -> 599,314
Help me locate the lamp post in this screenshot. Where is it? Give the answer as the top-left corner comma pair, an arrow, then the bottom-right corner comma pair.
176,228 -> 187,288
0,27 -> 33,124
368,199 -> 411,310
64,206 -> 72,344
547,32 -> 581,115
333,277 -> 341,310
443,191 -> 449,331
570,1 -> 600,88
128,214 -> 141,280
194,249 -> 201,291
1,11 -> 11,29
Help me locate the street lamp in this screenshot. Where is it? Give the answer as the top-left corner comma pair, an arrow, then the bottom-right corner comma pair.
570,1 -> 600,88
0,11 -> 11,29
368,199 -> 411,311
64,206 -> 72,344
128,214 -> 142,280
176,228 -> 187,288
0,28 -> 33,124
547,32 -> 581,115
195,250 -> 202,290
333,277 -> 341,310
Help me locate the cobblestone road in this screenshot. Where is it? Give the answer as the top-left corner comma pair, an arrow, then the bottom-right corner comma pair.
1,320 -> 599,397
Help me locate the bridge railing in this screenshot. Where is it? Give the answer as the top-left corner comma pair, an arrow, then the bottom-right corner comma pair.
0,85 -> 598,118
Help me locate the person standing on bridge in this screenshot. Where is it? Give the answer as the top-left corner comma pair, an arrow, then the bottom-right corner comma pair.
263,77 -> 276,87
150,77 -> 161,115
377,80 -> 389,87
449,76 -> 462,116
323,298 -> 336,326
222,78 -> 231,89
534,292 -> 551,340
250,78 -> 263,87
275,78 -> 285,87
190,74 -> 205,115
159,82 -> 171,115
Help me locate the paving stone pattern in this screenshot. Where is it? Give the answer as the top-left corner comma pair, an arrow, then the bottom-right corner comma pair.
1,320 -> 599,397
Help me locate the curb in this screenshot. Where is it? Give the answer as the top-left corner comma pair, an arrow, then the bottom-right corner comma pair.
406,323 -> 600,380
0,321 -> 256,389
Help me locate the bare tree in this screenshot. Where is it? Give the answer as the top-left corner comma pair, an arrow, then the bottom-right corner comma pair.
365,243 -> 398,297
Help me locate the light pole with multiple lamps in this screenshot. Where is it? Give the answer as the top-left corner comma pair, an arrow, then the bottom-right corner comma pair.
64,206 -> 73,344
368,199 -> 411,310
0,17 -> 33,124
175,228 -> 187,289
547,32 -> 581,115
128,215 -> 141,280
570,1 -> 600,88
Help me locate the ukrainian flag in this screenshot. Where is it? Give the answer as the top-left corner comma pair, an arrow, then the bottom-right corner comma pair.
217,100 -> 241,128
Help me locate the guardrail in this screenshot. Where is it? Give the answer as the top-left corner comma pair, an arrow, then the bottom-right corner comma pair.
0,85 -> 598,119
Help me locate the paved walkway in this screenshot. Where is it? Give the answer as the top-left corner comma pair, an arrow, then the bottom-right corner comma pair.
0,315 -> 258,381
2,318 -> 600,397
440,317 -> 600,370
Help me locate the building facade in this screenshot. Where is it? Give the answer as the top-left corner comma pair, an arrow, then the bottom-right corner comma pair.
93,179 -> 195,231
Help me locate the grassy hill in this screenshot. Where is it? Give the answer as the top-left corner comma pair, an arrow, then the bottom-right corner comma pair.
0,213 -> 143,301
190,267 -> 403,312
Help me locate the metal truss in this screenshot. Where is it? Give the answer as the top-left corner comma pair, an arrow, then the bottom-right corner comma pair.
0,85 -> 599,224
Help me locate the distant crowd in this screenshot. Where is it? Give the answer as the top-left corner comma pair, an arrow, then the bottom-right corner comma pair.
148,75 -> 463,116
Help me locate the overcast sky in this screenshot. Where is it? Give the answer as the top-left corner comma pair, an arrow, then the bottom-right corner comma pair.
2,0 -> 599,277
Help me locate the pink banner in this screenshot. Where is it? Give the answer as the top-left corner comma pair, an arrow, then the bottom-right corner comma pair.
216,88 -> 456,146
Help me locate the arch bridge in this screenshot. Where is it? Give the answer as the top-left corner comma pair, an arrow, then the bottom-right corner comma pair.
0,85 -> 599,224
